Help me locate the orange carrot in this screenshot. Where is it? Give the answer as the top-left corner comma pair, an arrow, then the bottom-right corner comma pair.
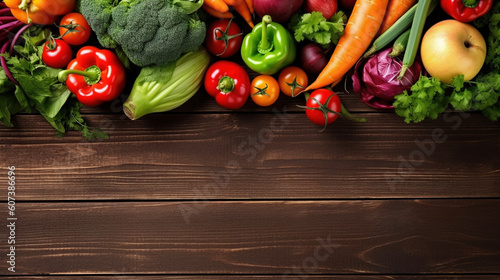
304,0 -> 390,92
244,0 -> 254,14
204,0 -> 230,13
223,0 -> 241,5
226,0 -> 254,28
377,0 -> 417,36
331,75 -> 345,88
203,4 -> 234,18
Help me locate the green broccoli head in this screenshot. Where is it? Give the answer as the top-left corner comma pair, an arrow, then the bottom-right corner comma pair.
78,0 -> 118,48
83,0 -> 206,67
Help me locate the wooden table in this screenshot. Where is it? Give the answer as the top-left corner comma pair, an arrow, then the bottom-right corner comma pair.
1,79 -> 499,279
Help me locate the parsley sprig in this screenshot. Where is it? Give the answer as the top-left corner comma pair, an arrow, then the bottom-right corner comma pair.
289,11 -> 346,47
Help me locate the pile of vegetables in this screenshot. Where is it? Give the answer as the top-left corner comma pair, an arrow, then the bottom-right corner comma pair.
0,0 -> 499,138
0,0 -> 211,138
392,0 -> 500,123
0,1 -> 107,139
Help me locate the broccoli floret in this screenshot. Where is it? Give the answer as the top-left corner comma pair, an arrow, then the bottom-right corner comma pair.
78,0 -> 118,48
79,0 -> 206,67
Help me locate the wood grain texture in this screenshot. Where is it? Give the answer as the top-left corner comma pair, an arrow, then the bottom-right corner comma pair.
1,112 -> 498,201
5,276 -> 500,279
1,200 -> 499,275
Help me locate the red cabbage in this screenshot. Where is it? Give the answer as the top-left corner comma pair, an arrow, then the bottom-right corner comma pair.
351,47 -> 424,109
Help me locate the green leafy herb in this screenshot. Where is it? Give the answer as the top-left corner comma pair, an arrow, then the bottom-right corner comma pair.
449,75 -> 473,111
0,26 -> 108,140
51,99 -> 109,140
449,73 -> 500,115
479,2 -> 500,69
393,76 -> 448,123
481,100 -> 500,121
289,11 -> 345,47
394,72 -> 500,123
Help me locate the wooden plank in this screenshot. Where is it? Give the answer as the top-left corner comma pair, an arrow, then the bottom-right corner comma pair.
1,112 -> 499,200
6,276 -> 500,279
1,200 -> 499,275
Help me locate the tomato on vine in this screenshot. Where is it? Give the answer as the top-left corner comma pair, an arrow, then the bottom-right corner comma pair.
299,88 -> 366,131
250,75 -> 280,107
59,13 -> 91,46
42,38 -> 73,69
278,66 -> 308,97
204,18 -> 243,58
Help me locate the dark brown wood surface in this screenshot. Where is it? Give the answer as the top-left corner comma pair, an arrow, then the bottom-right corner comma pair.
1,79 -> 500,279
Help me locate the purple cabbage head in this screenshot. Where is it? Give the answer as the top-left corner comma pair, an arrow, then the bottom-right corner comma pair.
351,47 -> 424,109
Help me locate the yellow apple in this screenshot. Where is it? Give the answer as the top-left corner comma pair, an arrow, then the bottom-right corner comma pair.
420,19 -> 487,84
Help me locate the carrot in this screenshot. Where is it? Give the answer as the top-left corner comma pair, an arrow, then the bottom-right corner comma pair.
226,0 -> 254,28
377,0 -> 417,36
203,0 -> 230,13
331,75 -> 345,88
304,0 -> 390,92
223,0 -> 241,5
244,0 -> 254,14
203,5 -> 234,18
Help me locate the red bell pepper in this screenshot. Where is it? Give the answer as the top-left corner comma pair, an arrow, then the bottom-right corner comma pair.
440,0 -> 493,22
204,60 -> 250,110
58,46 -> 126,107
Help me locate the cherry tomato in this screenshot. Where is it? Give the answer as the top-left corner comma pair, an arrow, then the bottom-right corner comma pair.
278,66 -> 309,97
42,39 -> 73,69
204,60 -> 250,110
250,75 -> 280,107
303,88 -> 342,130
59,13 -> 91,46
204,18 -> 243,58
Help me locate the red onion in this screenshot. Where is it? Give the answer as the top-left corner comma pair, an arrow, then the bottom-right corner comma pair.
303,0 -> 338,20
299,43 -> 328,75
254,0 -> 303,24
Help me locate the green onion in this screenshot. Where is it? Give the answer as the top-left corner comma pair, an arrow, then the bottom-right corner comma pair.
398,0 -> 436,79
389,29 -> 411,57
363,0 -> 437,58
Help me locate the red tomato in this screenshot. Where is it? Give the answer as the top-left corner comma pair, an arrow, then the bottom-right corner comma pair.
204,60 -> 250,110
278,66 -> 309,97
42,39 -> 73,69
59,13 -> 91,46
204,18 -> 243,58
301,88 -> 366,130
303,88 -> 342,130
250,75 -> 280,106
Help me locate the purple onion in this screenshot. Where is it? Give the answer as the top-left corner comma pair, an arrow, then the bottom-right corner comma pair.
299,43 -> 328,75
351,47 -> 424,109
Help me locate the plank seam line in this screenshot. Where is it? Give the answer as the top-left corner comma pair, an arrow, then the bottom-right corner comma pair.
7,197 -> 500,203
2,273 -> 500,277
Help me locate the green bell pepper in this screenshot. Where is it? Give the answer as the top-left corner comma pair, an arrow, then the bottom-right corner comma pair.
241,15 -> 296,75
